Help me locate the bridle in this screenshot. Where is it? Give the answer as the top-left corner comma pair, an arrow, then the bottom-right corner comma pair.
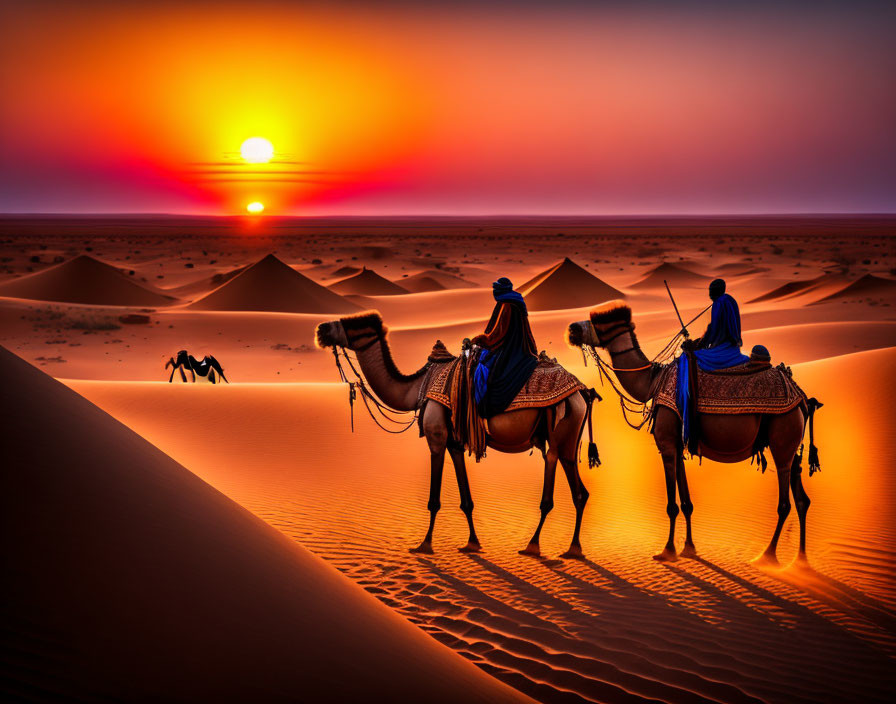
591,322 -> 653,372
328,324 -> 423,435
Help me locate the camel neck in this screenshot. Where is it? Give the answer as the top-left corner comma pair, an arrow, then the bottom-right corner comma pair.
353,337 -> 425,412
605,329 -> 653,403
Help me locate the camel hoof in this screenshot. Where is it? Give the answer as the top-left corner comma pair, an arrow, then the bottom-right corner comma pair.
518,543 -> 542,558
680,544 -> 698,559
751,551 -> 780,568
409,542 -> 434,555
791,552 -> 811,569
559,546 -> 585,561
458,541 -> 482,553
653,547 -> 678,562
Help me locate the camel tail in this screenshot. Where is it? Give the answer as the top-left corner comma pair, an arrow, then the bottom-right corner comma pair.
806,397 -> 823,476
581,388 -> 602,469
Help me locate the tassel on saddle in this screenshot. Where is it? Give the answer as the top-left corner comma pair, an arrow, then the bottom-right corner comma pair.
583,387 -> 602,468
806,397 -> 823,476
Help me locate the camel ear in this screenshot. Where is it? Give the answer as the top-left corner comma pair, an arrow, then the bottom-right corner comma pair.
590,300 -> 631,326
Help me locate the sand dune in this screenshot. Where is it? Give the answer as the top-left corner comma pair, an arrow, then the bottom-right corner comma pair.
164,264 -> 248,299
519,258 -> 624,311
715,262 -> 770,276
332,265 -> 362,278
329,267 -> 410,296
0,345 -> 525,703
813,274 -> 896,304
0,254 -> 177,307
630,262 -> 709,290
400,268 -> 477,290
400,273 -> 448,293
68,346 -> 896,704
190,253 -> 359,314
747,273 -> 851,304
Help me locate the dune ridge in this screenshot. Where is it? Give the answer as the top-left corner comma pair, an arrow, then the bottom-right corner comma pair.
631,262 -> 709,290
329,267 -> 410,296
0,345 -> 526,703
0,254 -> 177,306
190,253 -> 359,313
812,274 -> 896,304
519,258 -> 624,311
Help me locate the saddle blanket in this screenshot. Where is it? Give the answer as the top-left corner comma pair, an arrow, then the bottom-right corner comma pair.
652,362 -> 807,417
426,357 -> 585,413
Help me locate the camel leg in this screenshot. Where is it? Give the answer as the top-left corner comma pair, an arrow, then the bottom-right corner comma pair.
755,410 -> 803,566
179,366 -> 187,383
448,445 -> 481,553
558,457 -> 589,560
755,457 -> 791,567
166,358 -> 176,383
790,456 -> 811,564
654,449 -> 680,562
676,454 -> 697,558
519,449 -> 557,557
410,405 -> 448,554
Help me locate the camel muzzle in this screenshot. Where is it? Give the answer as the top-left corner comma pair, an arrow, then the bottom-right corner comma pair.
566,321 -> 591,348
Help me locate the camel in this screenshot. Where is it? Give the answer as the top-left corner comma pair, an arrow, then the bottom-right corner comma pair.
567,301 -> 813,565
315,311 -> 591,558
165,350 -> 229,384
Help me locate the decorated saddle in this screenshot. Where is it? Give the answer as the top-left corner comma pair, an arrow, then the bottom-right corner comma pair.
423,348 -> 586,461
426,353 -> 585,413
652,361 -> 808,417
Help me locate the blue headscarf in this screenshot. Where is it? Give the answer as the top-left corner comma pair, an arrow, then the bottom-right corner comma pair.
492,277 -> 526,306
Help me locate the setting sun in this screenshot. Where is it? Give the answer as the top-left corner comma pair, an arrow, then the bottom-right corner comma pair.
246,201 -> 264,214
240,137 -> 274,164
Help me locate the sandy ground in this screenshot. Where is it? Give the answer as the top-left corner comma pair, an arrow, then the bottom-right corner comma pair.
2,217 -> 895,702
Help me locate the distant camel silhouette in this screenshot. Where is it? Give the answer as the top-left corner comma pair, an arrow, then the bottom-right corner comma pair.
568,302 -> 817,565
316,311 -> 591,559
165,350 -> 229,384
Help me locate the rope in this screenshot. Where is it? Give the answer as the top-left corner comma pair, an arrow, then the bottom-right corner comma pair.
332,347 -> 420,434
582,329 -> 685,431
580,304 -> 711,432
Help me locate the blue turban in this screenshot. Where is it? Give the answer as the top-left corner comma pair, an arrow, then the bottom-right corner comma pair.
492,277 -> 525,306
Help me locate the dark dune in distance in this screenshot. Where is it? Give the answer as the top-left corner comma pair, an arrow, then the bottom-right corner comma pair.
0,254 -> 178,306
189,253 -> 359,314
328,267 -> 409,296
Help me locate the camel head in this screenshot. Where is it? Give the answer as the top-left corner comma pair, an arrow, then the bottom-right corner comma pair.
315,310 -> 385,351
586,300 -> 633,348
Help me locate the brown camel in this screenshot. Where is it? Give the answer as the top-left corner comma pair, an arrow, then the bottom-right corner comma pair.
567,301 -> 812,565
316,311 -> 591,559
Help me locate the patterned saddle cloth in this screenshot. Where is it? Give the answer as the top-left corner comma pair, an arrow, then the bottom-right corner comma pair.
425,354 -> 585,413
652,361 -> 807,417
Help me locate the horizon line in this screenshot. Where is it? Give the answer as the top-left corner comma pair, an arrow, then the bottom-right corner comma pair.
1,211 -> 895,219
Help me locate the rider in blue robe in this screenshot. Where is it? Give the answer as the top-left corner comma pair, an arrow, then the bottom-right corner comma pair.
472,278 -> 538,418
676,279 -> 749,446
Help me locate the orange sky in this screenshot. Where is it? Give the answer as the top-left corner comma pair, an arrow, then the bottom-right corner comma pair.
1,1 -> 894,214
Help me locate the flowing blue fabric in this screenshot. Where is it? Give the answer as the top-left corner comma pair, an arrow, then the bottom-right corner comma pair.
700,293 -> 743,348
676,343 -> 750,446
474,349 -> 492,404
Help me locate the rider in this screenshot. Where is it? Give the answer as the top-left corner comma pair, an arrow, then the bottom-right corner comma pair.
678,278 -> 750,450
472,277 -> 538,418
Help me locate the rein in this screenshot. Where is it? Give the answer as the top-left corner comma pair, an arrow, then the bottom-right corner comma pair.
581,323 -> 689,431
331,344 -> 422,434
